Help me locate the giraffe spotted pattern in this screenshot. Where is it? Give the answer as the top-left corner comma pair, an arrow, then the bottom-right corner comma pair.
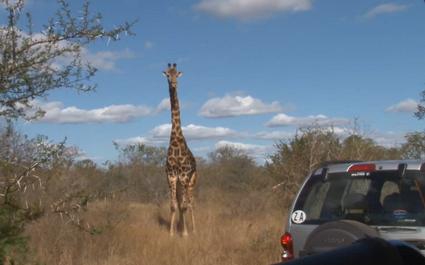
163,63 -> 197,236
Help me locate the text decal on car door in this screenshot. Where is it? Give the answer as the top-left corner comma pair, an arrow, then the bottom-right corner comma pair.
291,210 -> 307,224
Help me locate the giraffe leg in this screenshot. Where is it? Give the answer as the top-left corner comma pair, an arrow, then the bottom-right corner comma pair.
168,176 -> 178,236
178,181 -> 189,237
179,206 -> 188,237
188,172 -> 197,233
187,188 -> 195,234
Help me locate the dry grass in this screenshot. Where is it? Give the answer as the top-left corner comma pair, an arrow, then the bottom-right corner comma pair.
26,191 -> 285,265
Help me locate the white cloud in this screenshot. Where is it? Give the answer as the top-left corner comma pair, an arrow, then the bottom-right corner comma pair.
150,124 -> 173,138
266,113 -> 350,128
113,136 -> 166,146
330,126 -> 348,136
156,98 -> 171,113
255,130 -> 294,140
151,123 -> 238,140
385,99 -> 418,113
71,148 -> 106,164
113,123 -> 239,148
255,127 -> 347,141
363,3 -> 408,19
195,0 -> 312,19
81,48 -> 136,71
215,140 -> 271,159
30,100 -> 152,124
200,95 -> 282,118
26,97 -> 171,124
369,131 -> 404,147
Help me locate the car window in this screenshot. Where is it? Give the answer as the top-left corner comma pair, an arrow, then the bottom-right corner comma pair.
345,178 -> 370,197
293,170 -> 425,226
380,181 -> 399,205
303,181 -> 330,220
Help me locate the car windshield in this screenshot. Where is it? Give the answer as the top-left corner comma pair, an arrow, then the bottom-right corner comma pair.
294,170 -> 425,226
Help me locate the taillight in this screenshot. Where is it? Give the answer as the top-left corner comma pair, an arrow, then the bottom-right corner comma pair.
348,163 -> 376,173
280,232 -> 294,262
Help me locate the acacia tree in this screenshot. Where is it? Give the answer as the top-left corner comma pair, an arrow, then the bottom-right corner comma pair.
267,126 -> 403,206
416,90 -> 425,120
206,146 -> 260,192
0,0 -> 134,119
112,143 -> 168,204
0,124 -> 67,263
401,131 -> 425,159
0,0 -> 134,262
267,127 -> 341,204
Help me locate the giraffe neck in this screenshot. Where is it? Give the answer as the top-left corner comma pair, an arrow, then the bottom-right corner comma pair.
168,82 -> 183,136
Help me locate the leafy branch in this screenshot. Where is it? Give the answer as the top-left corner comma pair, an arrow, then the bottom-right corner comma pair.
0,0 -> 136,119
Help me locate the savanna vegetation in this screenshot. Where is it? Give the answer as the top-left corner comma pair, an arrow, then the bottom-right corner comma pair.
2,122 -> 425,265
2,0 -> 425,264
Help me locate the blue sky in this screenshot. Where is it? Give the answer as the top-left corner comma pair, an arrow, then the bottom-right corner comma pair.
7,0 -> 425,163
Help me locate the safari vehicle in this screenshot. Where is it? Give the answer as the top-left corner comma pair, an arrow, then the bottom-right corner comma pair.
280,160 -> 425,262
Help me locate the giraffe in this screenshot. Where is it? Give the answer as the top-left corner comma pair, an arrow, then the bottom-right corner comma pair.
163,63 -> 197,236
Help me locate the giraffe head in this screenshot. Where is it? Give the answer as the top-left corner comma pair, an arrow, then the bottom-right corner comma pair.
163,63 -> 182,87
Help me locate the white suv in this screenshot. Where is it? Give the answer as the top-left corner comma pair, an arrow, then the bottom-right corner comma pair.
281,160 -> 425,262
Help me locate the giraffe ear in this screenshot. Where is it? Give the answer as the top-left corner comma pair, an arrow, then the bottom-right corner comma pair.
177,72 -> 183,78
162,72 -> 168,77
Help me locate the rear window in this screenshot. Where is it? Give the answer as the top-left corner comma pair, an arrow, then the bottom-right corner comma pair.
293,170 -> 425,226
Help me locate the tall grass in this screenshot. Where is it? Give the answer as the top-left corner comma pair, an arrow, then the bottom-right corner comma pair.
26,190 -> 285,265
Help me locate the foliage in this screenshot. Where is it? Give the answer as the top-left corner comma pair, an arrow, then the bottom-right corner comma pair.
0,0 -> 135,119
266,127 -> 403,206
113,143 -> 168,204
0,0 -> 134,261
401,131 -> 425,159
205,146 -> 266,192
0,206 -> 28,264
340,134 -> 402,161
114,142 -> 167,167
208,145 -> 254,165
0,122 -> 420,263
416,90 -> 425,120
266,128 -> 341,200
0,123 -> 67,263
0,124 -> 134,262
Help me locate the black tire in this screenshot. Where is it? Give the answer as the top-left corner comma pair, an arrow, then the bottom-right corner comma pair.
301,220 -> 379,256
